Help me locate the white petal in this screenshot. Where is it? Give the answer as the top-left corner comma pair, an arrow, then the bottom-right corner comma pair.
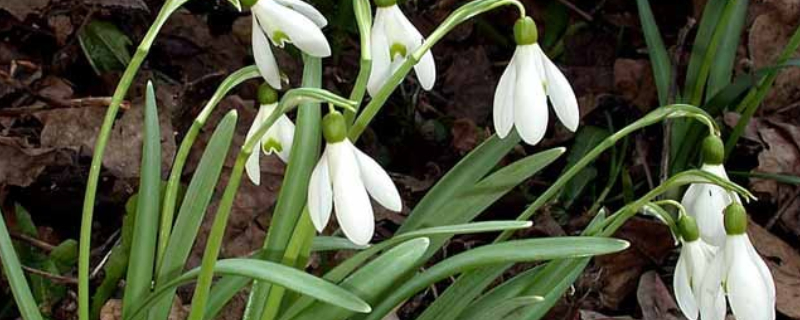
308,149 -> 333,232
274,0 -> 328,28
726,236 -> 774,320
745,236 -> 776,305
698,250 -> 727,320
245,148 -> 261,186
535,44 -> 579,132
680,181 -> 731,247
493,48 -> 519,139
674,248 -> 699,320
352,143 -> 402,212
258,0 -> 331,57
328,141 -> 374,245
414,50 -> 436,90
252,15 -> 282,89
367,10 -> 392,97
272,115 -> 295,162
513,45 -> 549,145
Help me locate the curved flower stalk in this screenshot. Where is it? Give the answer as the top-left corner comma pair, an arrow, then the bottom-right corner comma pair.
493,17 -> 579,145
249,0 -> 331,88
245,83 -> 296,185
367,0 -> 436,96
699,203 -> 775,320
673,215 -> 721,320
308,110 -> 402,245
681,136 -> 739,247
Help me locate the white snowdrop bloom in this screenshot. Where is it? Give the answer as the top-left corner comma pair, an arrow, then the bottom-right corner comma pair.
673,215 -> 721,320
245,84 -> 296,185
308,111 -> 402,245
493,16 -> 579,146
366,0 -> 436,96
250,0 -> 331,89
698,203 -> 775,320
680,136 -> 739,247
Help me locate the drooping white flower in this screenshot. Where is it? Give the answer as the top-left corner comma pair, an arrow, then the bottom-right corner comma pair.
493,17 -> 579,146
698,203 -> 775,320
308,111 -> 402,245
245,84 -> 296,185
673,215 -> 722,320
250,0 -> 331,89
680,136 -> 738,247
367,0 -> 436,96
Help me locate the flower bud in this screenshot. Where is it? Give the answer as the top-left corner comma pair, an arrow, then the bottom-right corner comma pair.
678,215 -> 700,242
374,0 -> 396,8
258,83 -> 279,105
322,111 -> 348,143
701,135 -> 724,165
513,17 -> 538,45
242,0 -> 258,8
724,203 -> 747,235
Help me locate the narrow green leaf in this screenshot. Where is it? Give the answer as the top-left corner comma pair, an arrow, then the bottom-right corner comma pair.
472,296 -> 543,320
635,0 -> 671,105
362,237 -> 629,320
311,237 -> 369,252
729,171 -> 800,185
0,208 -> 44,320
77,20 -> 132,74
706,0 -> 748,99
683,0 -> 726,103
284,238 -> 430,320
122,81 -> 162,319
148,109 -> 239,320
91,210 -> 135,320
128,258 -> 372,320
560,126 -> 610,207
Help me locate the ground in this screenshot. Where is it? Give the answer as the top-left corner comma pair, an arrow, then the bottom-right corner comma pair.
1,0 -> 799,319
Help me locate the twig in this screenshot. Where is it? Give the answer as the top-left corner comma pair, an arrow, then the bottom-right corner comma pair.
765,187 -> 800,230
556,0 -> 594,22
9,232 -> 56,252
0,97 -> 125,117
22,266 -> 78,285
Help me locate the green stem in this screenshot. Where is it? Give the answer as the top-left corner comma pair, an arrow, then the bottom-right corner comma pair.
348,0 -> 525,140
493,104 -> 718,243
78,2 -> 187,319
156,66 -> 260,272
344,0 -> 373,125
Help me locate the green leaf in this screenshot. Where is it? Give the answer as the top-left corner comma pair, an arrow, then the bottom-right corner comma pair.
362,237 -> 629,320
560,126 -> 611,207
683,0 -> 726,103
706,0 -> 748,99
78,20 -> 132,74
49,240 -> 78,272
122,81 -> 162,319
91,211 -> 135,320
283,238 -> 430,320
729,171 -> 800,185
472,296 -> 543,320
635,0 -> 672,105
0,208 -> 44,320
128,258 -> 373,320
148,109 -> 238,320
311,236 -> 369,252
225,0 -> 242,11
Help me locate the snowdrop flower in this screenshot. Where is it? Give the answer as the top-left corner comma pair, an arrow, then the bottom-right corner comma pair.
674,215 -> 721,320
249,0 -> 331,89
245,83 -> 296,185
308,110 -> 402,245
681,136 -> 739,247
367,0 -> 436,96
699,203 -> 775,320
493,17 -> 579,145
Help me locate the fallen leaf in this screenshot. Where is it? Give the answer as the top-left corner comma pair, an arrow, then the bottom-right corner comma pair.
451,118 -> 481,154
579,310 -> 636,320
0,0 -> 50,21
614,59 -> 657,112
99,299 -> 122,320
748,12 -> 800,112
636,271 -> 682,320
48,15 -> 74,46
0,136 -> 67,187
748,220 -> 800,319
442,46 -> 494,123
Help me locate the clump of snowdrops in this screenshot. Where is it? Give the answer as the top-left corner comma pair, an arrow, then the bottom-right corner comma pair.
0,0 -> 777,320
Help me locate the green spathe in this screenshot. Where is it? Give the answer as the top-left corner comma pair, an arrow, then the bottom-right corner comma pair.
323,111 -> 348,143
724,203 -> 747,235
242,0 -> 258,9
702,135 -> 725,165
374,0 -> 397,8
677,215 -> 700,242
513,17 -> 538,45
258,82 -> 279,105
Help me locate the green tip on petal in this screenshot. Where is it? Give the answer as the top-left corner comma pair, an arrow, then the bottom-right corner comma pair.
258,83 -> 279,105
678,215 -> 700,242
702,135 -> 725,165
263,138 -> 283,154
242,0 -> 257,8
322,111 -> 347,143
272,31 -> 290,46
374,0 -> 396,8
724,203 -> 748,235
513,16 -> 538,45
389,43 -> 407,60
